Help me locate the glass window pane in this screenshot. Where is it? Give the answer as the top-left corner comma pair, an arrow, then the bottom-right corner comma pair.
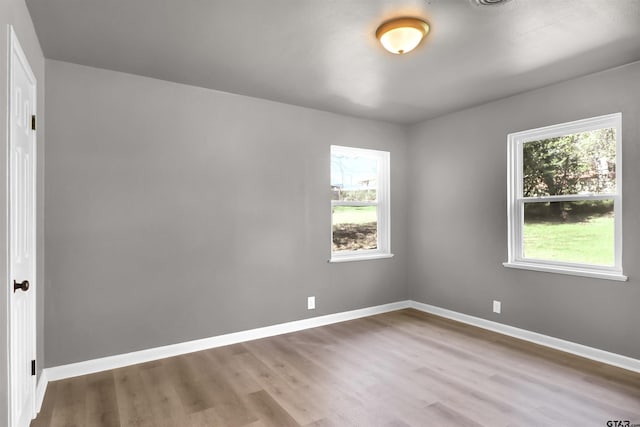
523,128 -> 616,197
332,206 -> 378,252
523,200 -> 614,266
331,153 -> 378,202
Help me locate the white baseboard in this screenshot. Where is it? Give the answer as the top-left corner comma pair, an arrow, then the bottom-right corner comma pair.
35,369 -> 48,414
36,299 -> 640,414
43,300 -> 411,383
409,300 -> 640,374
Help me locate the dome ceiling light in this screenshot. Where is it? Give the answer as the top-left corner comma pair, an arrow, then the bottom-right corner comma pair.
376,17 -> 430,55
472,0 -> 512,5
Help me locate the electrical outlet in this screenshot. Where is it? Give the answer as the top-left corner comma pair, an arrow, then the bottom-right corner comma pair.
307,296 -> 316,310
493,300 -> 501,314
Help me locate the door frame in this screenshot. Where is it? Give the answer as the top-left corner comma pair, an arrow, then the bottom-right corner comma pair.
6,24 -> 38,427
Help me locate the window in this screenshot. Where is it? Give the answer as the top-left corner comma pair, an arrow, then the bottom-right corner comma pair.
330,145 -> 392,262
504,113 -> 625,281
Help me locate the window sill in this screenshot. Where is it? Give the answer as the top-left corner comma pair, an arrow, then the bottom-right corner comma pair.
503,261 -> 627,282
329,253 -> 394,263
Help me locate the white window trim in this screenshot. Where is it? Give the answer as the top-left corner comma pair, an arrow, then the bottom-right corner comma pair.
329,145 -> 393,263
504,113 -> 627,281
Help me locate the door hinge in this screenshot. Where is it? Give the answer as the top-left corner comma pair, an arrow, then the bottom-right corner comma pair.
31,115 -> 36,131
31,360 -> 36,376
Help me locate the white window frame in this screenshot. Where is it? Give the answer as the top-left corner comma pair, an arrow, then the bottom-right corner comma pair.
329,145 -> 393,263
503,113 -> 627,281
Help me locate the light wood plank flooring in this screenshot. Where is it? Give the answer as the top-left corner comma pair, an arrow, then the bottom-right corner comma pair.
32,309 -> 640,426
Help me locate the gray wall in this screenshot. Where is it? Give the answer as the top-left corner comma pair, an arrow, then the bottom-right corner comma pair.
0,0 -> 46,422
407,61 -> 640,359
44,60 -> 408,367
42,51 -> 640,369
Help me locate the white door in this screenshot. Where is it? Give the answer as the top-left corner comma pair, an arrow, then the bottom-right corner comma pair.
8,25 -> 37,427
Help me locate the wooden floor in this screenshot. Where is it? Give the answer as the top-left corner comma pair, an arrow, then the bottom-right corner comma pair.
32,309 -> 640,427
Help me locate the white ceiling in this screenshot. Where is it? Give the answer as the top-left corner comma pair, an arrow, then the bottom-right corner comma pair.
26,0 -> 640,124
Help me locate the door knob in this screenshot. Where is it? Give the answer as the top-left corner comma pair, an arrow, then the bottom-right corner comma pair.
13,280 -> 29,292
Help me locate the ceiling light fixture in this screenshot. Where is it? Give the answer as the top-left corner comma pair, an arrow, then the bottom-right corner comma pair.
471,0 -> 512,5
376,17 -> 430,55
